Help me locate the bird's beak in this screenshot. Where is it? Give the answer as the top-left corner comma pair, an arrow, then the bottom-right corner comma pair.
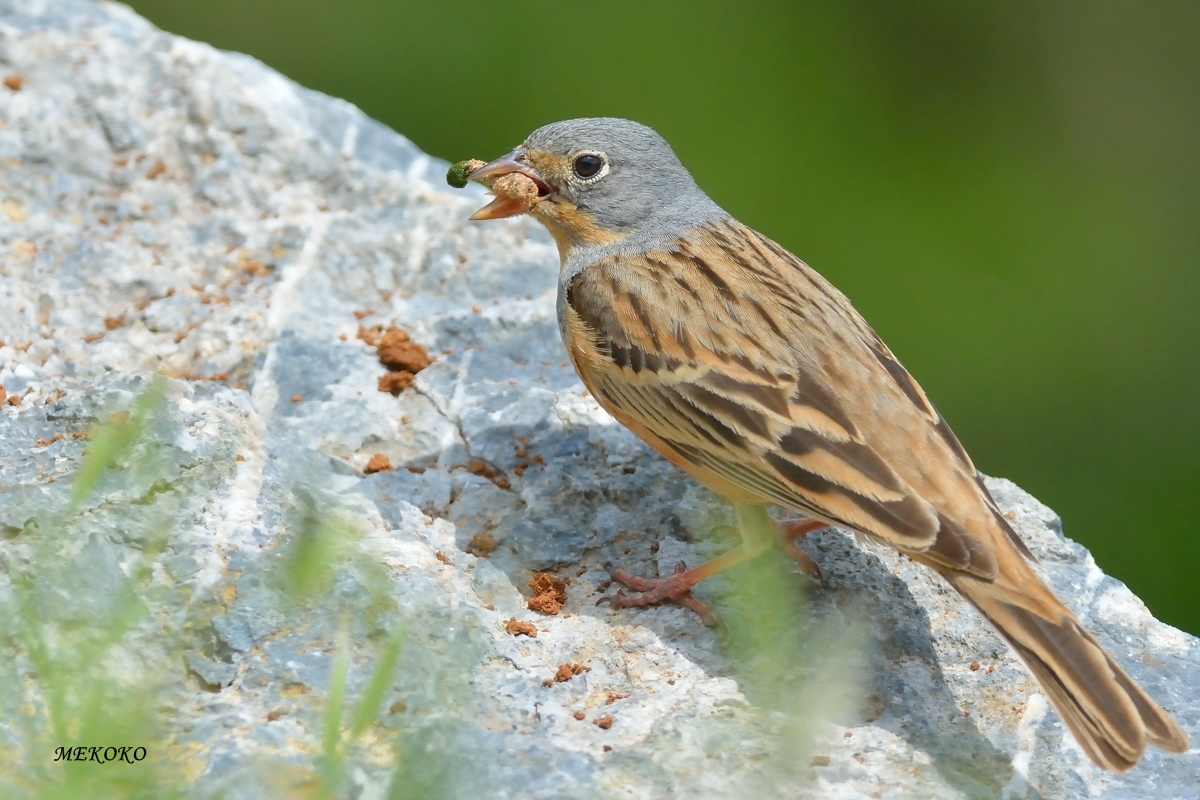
467,150 -> 554,221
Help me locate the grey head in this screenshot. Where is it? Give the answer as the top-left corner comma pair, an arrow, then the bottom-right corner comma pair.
520,117 -> 727,242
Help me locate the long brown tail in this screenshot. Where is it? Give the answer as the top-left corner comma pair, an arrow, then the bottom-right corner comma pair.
946,562 -> 1189,772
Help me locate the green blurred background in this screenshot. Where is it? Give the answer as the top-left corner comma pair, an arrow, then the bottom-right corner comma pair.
127,1 -> 1199,634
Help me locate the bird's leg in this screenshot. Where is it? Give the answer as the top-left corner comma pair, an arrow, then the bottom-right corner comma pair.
601,548 -> 754,625
599,505 -> 824,625
778,516 -> 827,582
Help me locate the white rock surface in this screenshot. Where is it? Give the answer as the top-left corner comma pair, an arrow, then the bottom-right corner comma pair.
0,2 -> 1195,797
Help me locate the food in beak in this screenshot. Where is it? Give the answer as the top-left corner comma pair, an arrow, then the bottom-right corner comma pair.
446,155 -> 551,220
446,159 -> 487,189
469,172 -> 543,220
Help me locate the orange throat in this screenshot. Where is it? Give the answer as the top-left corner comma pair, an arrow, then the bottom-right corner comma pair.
532,202 -> 622,264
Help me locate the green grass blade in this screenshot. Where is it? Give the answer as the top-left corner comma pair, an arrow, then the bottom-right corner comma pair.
323,628 -> 350,760
67,377 -> 167,514
348,628 -> 405,741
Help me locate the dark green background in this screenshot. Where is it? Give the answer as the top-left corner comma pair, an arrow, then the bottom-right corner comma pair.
128,1 -> 1199,634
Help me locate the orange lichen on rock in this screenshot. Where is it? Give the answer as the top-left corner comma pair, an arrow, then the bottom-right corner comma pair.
368,326 -> 432,396
357,325 -> 383,347
466,531 -> 499,557
364,454 -> 393,474
528,573 -> 567,615
554,663 -> 590,683
378,371 -> 414,395
377,328 -> 432,373
465,458 -> 510,490
505,618 -> 538,638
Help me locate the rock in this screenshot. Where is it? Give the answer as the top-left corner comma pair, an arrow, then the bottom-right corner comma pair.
0,2 -> 1194,798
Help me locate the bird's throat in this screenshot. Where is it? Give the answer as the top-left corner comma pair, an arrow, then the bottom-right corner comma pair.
533,203 -> 623,265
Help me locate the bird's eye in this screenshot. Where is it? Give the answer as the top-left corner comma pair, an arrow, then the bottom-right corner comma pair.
572,153 -> 605,180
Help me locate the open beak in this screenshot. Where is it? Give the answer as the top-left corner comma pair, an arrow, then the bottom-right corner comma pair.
467,150 -> 555,221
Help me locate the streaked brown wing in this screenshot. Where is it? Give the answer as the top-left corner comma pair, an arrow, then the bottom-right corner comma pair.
562,217 -> 1010,578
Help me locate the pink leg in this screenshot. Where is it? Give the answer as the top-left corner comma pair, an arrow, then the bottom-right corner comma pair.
598,511 -> 829,625
778,517 -> 827,582
600,544 -> 763,625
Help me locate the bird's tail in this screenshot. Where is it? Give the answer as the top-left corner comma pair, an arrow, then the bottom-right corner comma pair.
946,564 -> 1189,772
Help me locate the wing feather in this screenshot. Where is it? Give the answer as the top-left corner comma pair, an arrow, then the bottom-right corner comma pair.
562,217 -> 1007,577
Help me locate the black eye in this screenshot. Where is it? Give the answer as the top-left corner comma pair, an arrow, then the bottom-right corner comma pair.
573,153 -> 604,179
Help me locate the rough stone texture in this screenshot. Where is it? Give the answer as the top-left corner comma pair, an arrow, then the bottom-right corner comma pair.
0,2 -> 1196,798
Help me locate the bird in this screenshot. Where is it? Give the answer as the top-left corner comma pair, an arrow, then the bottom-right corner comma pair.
459,117 -> 1189,772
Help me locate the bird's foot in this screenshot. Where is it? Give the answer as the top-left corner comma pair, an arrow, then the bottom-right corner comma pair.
777,517 -> 826,584
598,561 -> 716,625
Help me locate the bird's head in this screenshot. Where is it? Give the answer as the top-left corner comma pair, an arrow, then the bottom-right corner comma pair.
468,117 -> 716,258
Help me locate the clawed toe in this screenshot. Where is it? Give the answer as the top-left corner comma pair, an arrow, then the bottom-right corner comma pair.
784,545 -> 825,585
778,518 -> 827,585
596,561 -> 716,625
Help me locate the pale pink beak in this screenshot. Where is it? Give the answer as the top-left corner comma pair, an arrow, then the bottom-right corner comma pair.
467,150 -> 554,220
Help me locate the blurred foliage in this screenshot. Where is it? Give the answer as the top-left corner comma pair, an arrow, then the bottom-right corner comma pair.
127,0 -> 1199,633
267,498 -> 411,799
0,381 -> 433,798
0,378 -> 186,799
715,507 -> 864,784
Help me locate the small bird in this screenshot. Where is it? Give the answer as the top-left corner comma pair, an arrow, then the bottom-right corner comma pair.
461,118 -> 1188,772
